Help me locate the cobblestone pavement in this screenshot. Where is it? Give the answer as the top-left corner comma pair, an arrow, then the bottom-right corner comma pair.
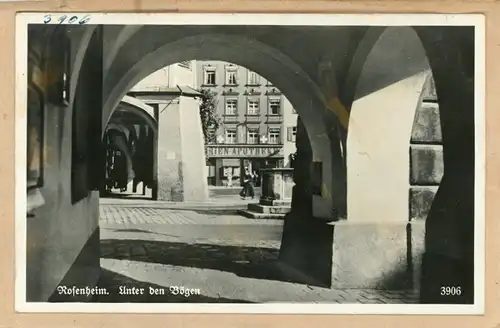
99,205 -> 282,225
94,204 -> 419,304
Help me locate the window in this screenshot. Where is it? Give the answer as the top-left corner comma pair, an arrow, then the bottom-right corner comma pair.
247,129 -> 259,144
225,67 -> 238,85
287,126 -> 297,142
204,68 -> 216,85
247,99 -> 260,115
269,99 -> 281,115
225,99 -> 238,115
268,128 -> 281,144
225,129 -> 237,144
247,70 -> 260,85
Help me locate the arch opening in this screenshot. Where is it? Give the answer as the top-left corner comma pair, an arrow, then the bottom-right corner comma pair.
103,97 -> 158,198
346,26 -> 433,223
103,31 -> 343,219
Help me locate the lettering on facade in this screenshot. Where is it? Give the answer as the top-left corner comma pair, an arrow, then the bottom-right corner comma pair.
206,146 -> 282,158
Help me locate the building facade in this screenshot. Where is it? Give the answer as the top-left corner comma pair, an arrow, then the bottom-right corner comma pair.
196,60 -> 298,186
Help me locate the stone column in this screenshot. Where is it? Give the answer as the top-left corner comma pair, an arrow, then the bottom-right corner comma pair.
279,117 -> 334,285
279,28 -> 432,290
289,117 -> 313,212
279,111 -> 350,288
214,158 -> 223,186
151,108 -> 159,199
324,27 -> 434,291
156,95 -> 209,202
112,133 -> 135,190
416,27 -> 475,304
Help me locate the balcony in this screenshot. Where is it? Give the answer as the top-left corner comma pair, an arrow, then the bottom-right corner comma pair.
245,114 -> 261,123
266,115 -> 283,123
223,115 -> 240,123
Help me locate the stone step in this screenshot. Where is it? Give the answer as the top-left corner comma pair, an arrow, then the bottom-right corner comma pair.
259,198 -> 292,206
248,203 -> 291,214
237,209 -> 287,220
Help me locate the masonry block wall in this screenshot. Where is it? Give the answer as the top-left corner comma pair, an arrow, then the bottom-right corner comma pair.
409,82 -> 443,221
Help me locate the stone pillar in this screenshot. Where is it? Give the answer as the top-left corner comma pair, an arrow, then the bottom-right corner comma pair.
214,158 -> 223,186
289,117 -> 313,212
279,117 -> 336,286
156,95 -> 209,202
151,107 -> 159,200
321,27 -> 432,290
416,27 -> 475,304
279,27 -> 433,290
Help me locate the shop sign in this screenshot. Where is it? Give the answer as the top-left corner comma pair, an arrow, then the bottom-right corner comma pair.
206,146 -> 283,158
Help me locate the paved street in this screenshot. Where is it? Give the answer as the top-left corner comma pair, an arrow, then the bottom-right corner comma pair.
209,186 -> 262,199
99,187 -> 261,209
101,186 -> 262,203
94,199 -> 418,304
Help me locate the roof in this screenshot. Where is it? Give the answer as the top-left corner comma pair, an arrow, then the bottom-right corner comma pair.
177,85 -> 203,97
127,85 -> 203,98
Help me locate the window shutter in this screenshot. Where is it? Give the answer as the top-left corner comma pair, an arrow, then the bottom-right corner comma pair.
287,127 -> 292,142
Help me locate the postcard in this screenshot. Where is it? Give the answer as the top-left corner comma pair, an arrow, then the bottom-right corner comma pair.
15,12 -> 485,315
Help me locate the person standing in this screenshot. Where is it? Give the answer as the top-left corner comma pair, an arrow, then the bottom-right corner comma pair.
239,171 -> 248,198
252,170 -> 260,187
240,171 -> 255,199
246,172 -> 255,199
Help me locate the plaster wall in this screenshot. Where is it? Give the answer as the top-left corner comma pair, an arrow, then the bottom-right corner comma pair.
26,27 -> 100,302
347,27 -> 431,223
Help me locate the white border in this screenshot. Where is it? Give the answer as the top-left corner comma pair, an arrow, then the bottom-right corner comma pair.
14,13 -> 486,315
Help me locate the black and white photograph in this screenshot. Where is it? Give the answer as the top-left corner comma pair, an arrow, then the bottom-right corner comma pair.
15,13 -> 485,314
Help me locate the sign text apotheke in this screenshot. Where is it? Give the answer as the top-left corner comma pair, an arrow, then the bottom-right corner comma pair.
206,146 -> 283,158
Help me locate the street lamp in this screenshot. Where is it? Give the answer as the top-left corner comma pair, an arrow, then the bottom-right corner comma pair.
260,135 -> 268,144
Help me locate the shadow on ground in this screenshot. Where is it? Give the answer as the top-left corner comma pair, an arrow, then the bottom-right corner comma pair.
100,191 -> 152,200
91,268 -> 254,303
174,209 -> 243,215
100,239 -> 296,284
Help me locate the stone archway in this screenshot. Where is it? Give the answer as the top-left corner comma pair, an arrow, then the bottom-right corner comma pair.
103,31 -> 345,219
103,126 -> 135,190
119,95 -> 158,136
104,97 -> 159,197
